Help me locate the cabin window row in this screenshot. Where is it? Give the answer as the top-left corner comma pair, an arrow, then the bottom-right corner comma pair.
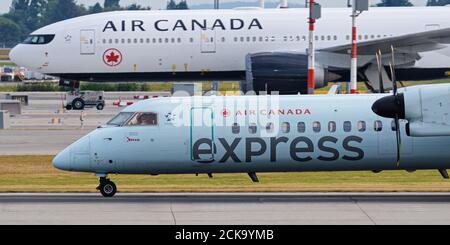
102,37 -> 187,45
101,33 -> 394,46
231,120 -> 385,134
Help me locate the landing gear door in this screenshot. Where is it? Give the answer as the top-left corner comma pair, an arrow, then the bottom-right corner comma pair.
190,107 -> 215,163
80,29 -> 95,55
200,29 -> 216,53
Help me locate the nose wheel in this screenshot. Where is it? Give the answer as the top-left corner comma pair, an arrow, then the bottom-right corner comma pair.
97,177 -> 117,197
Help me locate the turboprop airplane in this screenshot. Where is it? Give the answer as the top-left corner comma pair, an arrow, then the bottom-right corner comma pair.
53,80 -> 450,197
9,6 -> 450,94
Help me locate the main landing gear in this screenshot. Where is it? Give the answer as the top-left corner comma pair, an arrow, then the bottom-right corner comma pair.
97,176 -> 117,197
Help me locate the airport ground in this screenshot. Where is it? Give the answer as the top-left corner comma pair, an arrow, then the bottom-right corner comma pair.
2,193 -> 450,225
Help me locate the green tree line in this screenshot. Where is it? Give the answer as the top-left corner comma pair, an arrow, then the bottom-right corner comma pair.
0,0 -> 189,48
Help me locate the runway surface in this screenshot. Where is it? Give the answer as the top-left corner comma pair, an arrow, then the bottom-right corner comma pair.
1,193 -> 450,225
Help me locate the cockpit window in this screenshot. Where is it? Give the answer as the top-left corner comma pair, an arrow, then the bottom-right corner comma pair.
22,34 -> 55,45
107,112 -> 134,126
126,112 -> 158,126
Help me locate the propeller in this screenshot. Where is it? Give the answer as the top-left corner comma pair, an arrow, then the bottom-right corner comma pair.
375,50 -> 385,93
372,46 -> 405,168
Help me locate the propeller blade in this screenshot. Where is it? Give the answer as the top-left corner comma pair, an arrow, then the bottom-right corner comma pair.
390,46 -> 398,95
376,50 -> 385,93
395,116 -> 401,167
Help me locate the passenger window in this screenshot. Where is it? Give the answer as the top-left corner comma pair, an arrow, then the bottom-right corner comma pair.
358,121 -> 366,132
281,122 -> 290,133
297,122 -> 306,133
391,120 -> 397,131
126,112 -> 158,126
328,121 -> 336,133
344,121 -> 352,132
249,123 -> 257,134
374,120 -> 383,132
266,123 -> 274,133
232,123 -> 240,134
313,121 -> 321,133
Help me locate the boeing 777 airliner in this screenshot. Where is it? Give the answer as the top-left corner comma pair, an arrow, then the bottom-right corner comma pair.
9,7 -> 450,94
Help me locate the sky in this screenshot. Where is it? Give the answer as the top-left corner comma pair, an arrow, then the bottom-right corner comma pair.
0,0 -> 429,14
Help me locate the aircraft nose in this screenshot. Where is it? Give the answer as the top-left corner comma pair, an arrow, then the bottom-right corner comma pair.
9,46 -> 19,64
9,45 -> 25,67
53,149 -> 71,171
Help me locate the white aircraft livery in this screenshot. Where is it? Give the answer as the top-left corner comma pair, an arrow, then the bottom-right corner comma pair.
9,7 -> 450,93
54,82 -> 450,197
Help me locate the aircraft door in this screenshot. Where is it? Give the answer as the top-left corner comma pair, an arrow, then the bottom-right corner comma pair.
377,119 -> 413,163
200,29 -> 216,53
190,107 -> 215,163
80,29 -> 95,55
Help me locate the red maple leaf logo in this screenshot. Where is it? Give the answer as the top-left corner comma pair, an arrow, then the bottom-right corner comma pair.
106,51 -> 119,63
103,48 -> 122,67
222,109 -> 230,117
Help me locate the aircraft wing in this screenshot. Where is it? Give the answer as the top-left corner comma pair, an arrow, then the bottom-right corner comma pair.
320,27 -> 450,55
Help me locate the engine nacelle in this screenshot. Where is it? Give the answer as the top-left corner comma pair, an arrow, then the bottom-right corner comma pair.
403,84 -> 450,137
372,84 -> 450,137
245,52 -> 340,94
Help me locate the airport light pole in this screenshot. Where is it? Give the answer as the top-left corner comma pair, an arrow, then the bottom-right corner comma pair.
349,0 -> 368,94
307,0 -> 321,95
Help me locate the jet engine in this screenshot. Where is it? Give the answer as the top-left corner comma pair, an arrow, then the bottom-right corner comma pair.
245,52 -> 341,94
372,84 -> 450,137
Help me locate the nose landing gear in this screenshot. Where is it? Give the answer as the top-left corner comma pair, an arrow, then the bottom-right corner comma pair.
97,176 -> 117,197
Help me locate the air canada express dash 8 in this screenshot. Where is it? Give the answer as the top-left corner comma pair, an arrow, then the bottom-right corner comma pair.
53,84 -> 450,197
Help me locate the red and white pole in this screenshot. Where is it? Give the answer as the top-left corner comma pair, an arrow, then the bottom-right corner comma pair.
349,0 -> 358,94
307,0 -> 315,95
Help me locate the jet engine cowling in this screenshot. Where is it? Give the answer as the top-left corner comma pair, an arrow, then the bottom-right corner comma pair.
245,52 -> 341,94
